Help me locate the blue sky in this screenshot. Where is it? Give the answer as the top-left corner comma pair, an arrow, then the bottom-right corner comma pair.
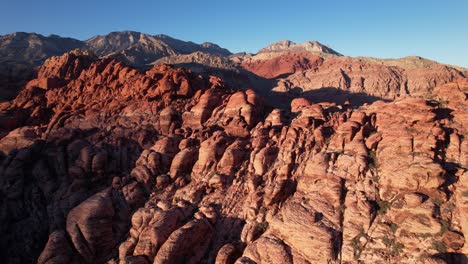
1,0 -> 467,67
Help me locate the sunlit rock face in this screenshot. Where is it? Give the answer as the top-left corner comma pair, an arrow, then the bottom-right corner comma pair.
0,50 -> 466,264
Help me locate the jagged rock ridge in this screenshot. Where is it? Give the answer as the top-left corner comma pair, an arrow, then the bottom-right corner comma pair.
0,32 -> 85,101
0,31 -> 233,101
258,39 -> 341,55
0,50 -> 466,264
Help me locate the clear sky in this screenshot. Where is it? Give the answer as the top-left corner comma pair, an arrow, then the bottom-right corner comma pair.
1,0 -> 467,67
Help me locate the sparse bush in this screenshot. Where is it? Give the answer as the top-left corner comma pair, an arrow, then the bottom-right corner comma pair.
406,127 -> 418,134
371,172 -> 380,182
392,242 -> 404,255
382,236 -> 393,247
432,197 -> 444,207
385,222 -> 398,233
350,237 -> 362,260
368,150 -> 379,169
350,229 -> 366,260
419,233 -> 432,239
445,201 -> 455,211
431,240 -> 446,253
338,204 -> 347,213
382,236 -> 404,256
376,199 -> 392,215
257,221 -> 269,233
437,219 -> 449,236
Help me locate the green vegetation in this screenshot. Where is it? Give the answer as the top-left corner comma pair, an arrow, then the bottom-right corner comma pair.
376,199 -> 392,215
368,150 -> 379,169
257,221 -> 269,233
350,229 -> 367,260
419,219 -> 449,239
392,242 -> 405,255
437,219 -> 449,236
339,203 -> 347,213
419,233 -> 432,239
385,222 -> 399,233
382,236 -> 405,256
343,185 -> 349,195
371,172 -> 380,183
431,197 -> 444,207
445,201 -> 455,211
431,240 -> 447,253
405,127 -> 419,134
350,237 -> 362,260
382,236 -> 393,247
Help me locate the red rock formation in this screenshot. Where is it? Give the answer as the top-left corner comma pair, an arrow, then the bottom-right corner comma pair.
241,52 -> 323,79
240,53 -> 466,102
0,50 -> 467,264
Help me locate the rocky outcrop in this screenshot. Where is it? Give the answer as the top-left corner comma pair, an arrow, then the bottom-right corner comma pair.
0,50 -> 466,264
258,40 -> 341,55
0,33 -> 85,101
86,31 -> 232,67
240,52 -> 323,79
265,56 -> 466,102
65,188 -> 133,263
0,31 -> 232,101
153,51 -> 239,73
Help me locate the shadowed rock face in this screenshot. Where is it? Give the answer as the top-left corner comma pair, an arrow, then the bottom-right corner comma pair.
0,31 -> 233,101
240,52 -> 324,79
0,50 -> 467,264
238,52 -> 466,102
1,31 -> 466,106
0,33 -> 86,101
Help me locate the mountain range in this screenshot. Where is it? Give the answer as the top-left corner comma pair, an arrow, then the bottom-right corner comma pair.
0,31 -> 467,264
1,31 -> 467,103
0,31 -> 231,65
0,31 -> 233,101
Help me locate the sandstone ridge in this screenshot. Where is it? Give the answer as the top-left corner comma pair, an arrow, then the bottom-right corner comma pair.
0,51 -> 466,263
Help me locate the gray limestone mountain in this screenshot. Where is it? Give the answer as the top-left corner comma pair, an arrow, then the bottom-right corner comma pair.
152,51 -> 239,72
0,31 -> 233,101
86,31 -> 232,67
154,34 -> 232,56
258,39 -> 342,55
0,32 -> 85,101
85,31 -> 176,64
0,32 -> 85,64
1,31 -> 467,105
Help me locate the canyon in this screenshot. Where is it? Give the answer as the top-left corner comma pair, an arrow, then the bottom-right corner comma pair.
0,31 -> 467,264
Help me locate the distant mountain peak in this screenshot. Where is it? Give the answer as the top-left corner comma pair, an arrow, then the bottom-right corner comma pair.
153,34 -> 232,56
201,42 -> 221,49
259,39 -> 341,56
154,33 -> 174,39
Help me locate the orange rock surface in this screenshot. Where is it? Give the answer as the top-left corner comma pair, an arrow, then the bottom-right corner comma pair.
0,51 -> 466,264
